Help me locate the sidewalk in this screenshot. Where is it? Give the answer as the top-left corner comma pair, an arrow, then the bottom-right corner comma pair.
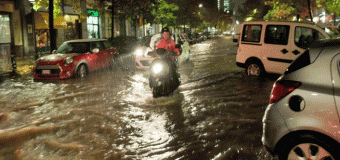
0,56 -> 36,80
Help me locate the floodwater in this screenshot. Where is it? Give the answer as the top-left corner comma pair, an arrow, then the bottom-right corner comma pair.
0,36 -> 279,160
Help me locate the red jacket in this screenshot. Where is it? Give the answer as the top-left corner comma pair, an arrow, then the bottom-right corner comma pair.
156,38 -> 180,56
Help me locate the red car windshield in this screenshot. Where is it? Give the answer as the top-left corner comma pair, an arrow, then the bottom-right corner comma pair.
57,42 -> 91,54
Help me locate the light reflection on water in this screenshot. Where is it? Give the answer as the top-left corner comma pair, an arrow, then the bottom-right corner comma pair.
0,37 -> 278,160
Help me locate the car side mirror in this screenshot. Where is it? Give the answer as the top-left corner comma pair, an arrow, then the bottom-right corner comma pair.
52,50 -> 57,54
92,48 -> 100,54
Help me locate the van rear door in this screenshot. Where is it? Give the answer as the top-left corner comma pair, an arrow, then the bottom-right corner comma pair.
261,24 -> 299,74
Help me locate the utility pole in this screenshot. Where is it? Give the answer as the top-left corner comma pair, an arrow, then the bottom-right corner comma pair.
49,0 -> 56,51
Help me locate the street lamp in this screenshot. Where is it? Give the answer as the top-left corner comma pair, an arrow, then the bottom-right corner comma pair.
199,4 -> 203,8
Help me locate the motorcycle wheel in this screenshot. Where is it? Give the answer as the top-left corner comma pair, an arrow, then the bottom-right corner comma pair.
152,87 -> 161,98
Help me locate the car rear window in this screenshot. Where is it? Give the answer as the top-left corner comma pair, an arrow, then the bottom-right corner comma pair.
285,50 -> 312,74
241,25 -> 262,42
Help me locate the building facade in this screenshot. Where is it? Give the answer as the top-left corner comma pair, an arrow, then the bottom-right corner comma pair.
0,0 -> 158,73
0,1 -> 20,72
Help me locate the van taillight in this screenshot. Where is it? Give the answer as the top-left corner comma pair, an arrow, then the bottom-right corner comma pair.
269,80 -> 301,104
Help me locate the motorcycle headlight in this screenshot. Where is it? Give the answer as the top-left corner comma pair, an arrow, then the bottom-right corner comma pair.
152,63 -> 163,74
134,48 -> 144,57
64,57 -> 74,65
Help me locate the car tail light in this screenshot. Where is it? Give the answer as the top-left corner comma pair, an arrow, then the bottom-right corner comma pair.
269,80 -> 301,104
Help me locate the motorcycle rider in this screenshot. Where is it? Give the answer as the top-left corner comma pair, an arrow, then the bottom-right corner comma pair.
156,27 -> 181,57
153,27 -> 181,87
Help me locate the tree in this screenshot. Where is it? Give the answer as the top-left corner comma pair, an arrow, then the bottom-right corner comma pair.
239,0 -> 322,22
152,0 -> 179,26
264,0 -> 296,20
317,0 -> 340,25
33,0 -> 90,21
239,0 -> 270,21
166,0 -> 202,32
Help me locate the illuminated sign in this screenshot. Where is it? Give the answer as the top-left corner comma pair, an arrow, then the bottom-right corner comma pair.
88,10 -> 99,17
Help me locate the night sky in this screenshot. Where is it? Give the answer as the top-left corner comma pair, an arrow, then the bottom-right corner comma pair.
200,0 -> 216,9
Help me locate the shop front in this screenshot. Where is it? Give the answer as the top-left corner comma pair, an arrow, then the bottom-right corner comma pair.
0,1 -> 13,73
34,12 -> 66,55
34,12 -> 79,56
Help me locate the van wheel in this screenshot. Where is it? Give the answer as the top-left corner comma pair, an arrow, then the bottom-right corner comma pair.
246,62 -> 264,76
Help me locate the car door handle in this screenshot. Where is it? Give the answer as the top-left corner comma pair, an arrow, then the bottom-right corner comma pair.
281,49 -> 288,54
292,50 -> 300,55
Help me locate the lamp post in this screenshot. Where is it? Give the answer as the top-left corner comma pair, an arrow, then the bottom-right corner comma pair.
49,0 -> 56,52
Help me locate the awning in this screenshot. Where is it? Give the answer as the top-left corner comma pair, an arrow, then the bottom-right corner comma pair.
34,12 -> 67,29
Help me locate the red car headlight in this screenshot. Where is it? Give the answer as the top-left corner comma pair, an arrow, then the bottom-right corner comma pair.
64,57 -> 74,65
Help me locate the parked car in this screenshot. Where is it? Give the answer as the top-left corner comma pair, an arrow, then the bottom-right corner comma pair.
202,32 -> 211,40
134,35 -> 157,69
189,32 -> 203,43
33,39 -> 118,79
108,36 -> 139,54
232,24 -> 242,43
186,32 -> 197,44
262,38 -> 340,160
236,21 -> 330,76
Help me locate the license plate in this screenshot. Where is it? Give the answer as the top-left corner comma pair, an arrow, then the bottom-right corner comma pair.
42,70 -> 51,74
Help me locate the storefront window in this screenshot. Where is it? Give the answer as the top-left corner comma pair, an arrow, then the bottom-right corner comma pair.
65,15 -> 80,41
35,29 -> 50,54
0,14 -> 11,72
0,14 -> 11,43
87,10 -> 100,39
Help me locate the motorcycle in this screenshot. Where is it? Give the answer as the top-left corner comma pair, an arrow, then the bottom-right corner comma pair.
148,47 -> 181,98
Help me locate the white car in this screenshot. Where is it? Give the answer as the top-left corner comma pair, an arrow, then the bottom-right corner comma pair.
232,24 -> 241,43
262,38 -> 340,159
134,34 -> 161,69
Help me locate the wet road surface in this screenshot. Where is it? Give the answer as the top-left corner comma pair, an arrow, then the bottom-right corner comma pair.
0,36 -> 279,160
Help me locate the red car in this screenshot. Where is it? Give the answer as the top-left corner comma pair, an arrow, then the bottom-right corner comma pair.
33,39 -> 118,79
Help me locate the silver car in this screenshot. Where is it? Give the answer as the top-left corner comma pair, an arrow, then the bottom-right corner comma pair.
262,38 -> 340,160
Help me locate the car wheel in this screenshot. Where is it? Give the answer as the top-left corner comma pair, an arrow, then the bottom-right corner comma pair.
278,134 -> 339,160
76,64 -> 88,78
246,61 -> 264,76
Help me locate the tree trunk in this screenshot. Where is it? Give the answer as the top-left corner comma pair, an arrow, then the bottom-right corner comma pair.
49,0 -> 56,51
111,1 -> 114,38
307,0 -> 313,22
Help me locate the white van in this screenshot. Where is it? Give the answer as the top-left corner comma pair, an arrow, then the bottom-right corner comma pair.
236,21 -> 330,76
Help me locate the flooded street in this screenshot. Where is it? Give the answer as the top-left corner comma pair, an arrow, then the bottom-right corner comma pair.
0,36 -> 279,160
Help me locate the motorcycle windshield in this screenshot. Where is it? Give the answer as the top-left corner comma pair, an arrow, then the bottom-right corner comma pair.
150,34 -> 162,50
